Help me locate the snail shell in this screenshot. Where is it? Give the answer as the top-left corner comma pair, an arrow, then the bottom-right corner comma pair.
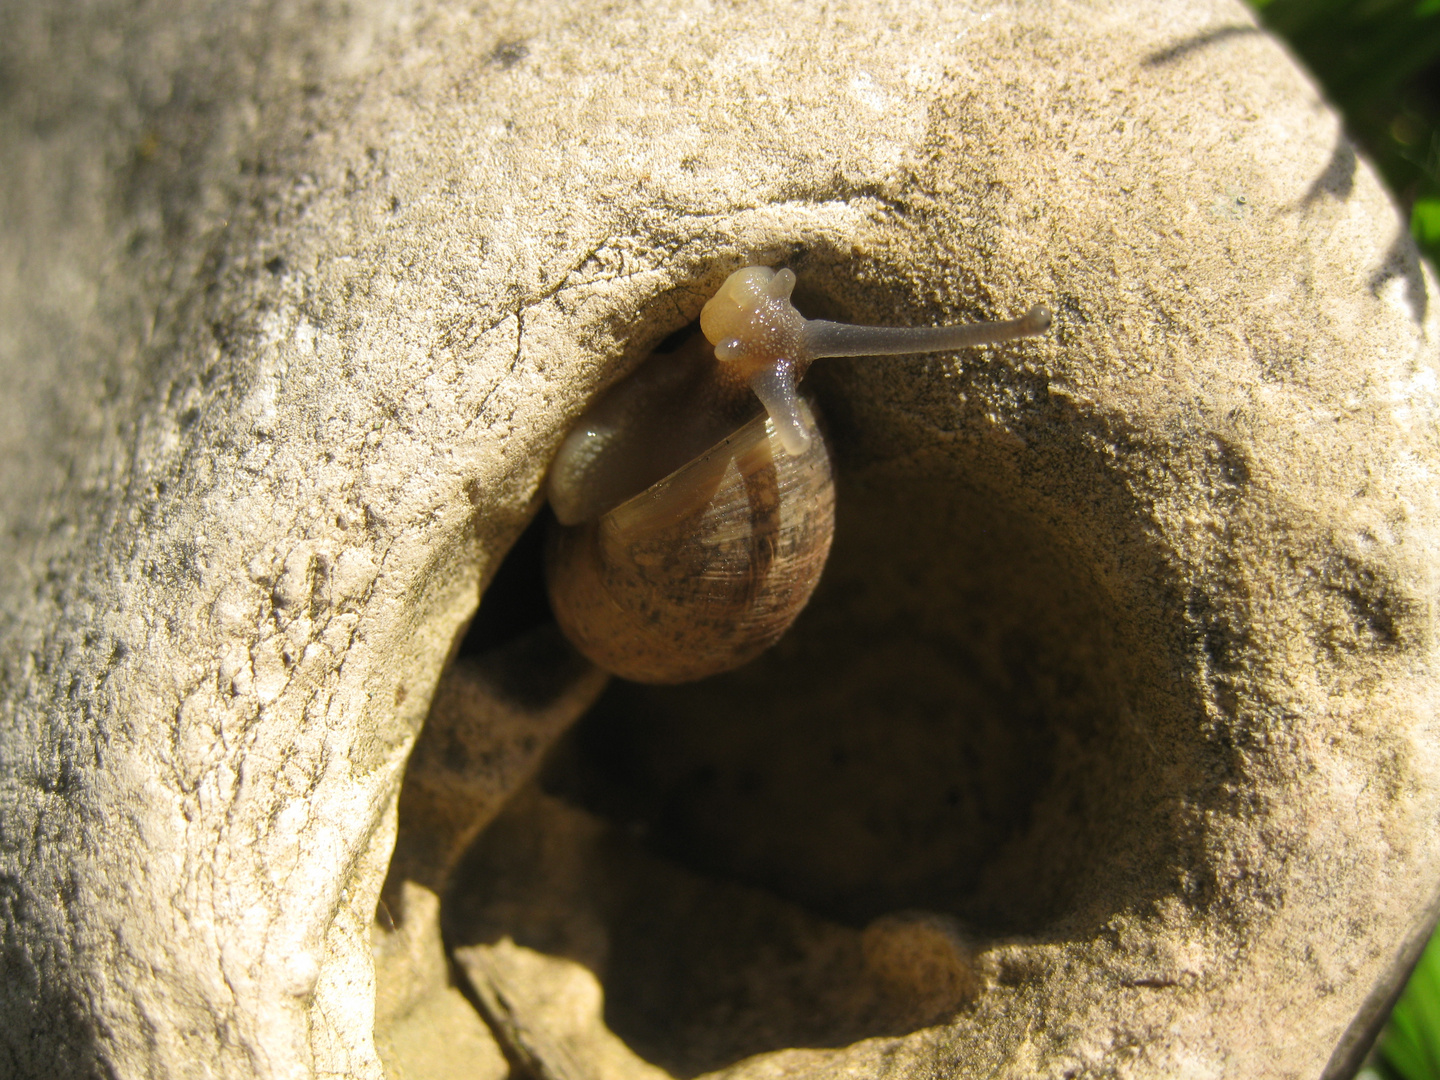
544,266 -> 1051,685
546,401 -> 834,684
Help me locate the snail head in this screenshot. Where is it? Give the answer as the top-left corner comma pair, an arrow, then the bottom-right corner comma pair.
700,266 -> 815,454
700,265 -> 1053,456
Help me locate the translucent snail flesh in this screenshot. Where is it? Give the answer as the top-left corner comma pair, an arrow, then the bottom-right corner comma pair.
545,266 -> 1052,684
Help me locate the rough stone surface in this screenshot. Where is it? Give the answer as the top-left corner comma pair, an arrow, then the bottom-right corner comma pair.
384,624 -> 607,895
2,0 -> 1439,1078
371,881 -> 507,1080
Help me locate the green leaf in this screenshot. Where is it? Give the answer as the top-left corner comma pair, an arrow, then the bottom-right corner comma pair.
1382,929 -> 1440,1080
1411,198 -> 1440,246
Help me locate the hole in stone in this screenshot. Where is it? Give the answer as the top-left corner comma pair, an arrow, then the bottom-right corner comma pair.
414,273 -> 1220,1078
442,389 -> 1213,1076
460,509 -> 553,658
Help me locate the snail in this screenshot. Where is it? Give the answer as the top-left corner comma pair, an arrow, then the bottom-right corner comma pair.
545,266 -> 1052,684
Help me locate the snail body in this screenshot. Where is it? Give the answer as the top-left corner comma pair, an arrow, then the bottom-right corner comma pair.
546,266 -> 1051,684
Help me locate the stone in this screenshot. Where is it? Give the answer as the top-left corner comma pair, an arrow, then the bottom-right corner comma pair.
371,882 -> 508,1080
1,0 -> 1438,1076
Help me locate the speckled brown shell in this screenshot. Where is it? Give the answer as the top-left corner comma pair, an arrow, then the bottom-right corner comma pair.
545,399 -> 835,684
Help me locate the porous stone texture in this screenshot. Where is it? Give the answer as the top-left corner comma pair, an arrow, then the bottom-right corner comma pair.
1,0 -> 1438,1078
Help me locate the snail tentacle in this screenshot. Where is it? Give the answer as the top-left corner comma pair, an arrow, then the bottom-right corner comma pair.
802,303 -> 1053,358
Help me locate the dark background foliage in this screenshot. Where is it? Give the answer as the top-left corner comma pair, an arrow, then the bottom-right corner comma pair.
1254,0 -> 1440,260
